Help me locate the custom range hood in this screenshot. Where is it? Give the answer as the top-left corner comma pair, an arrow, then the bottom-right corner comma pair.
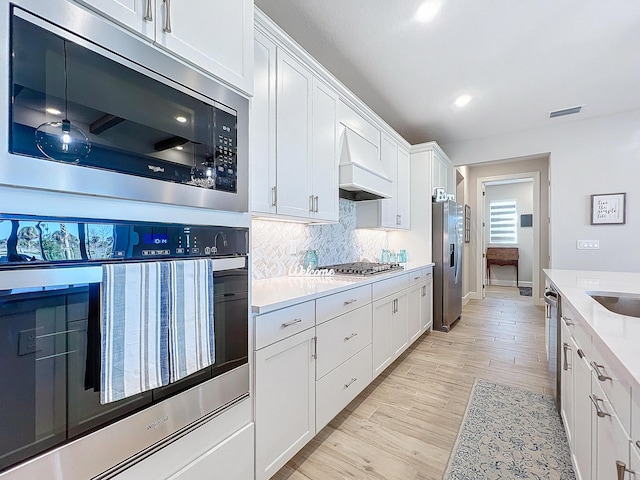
339,126 -> 392,201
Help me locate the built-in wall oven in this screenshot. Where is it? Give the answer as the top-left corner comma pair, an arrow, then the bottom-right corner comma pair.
2,0 -> 248,211
0,214 -> 249,479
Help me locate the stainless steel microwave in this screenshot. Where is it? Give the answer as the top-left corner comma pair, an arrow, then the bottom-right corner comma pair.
1,0 -> 249,212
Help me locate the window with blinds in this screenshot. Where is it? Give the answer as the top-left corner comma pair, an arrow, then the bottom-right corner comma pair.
489,200 -> 517,244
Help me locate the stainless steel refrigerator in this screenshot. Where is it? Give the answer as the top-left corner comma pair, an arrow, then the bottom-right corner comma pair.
432,200 -> 463,331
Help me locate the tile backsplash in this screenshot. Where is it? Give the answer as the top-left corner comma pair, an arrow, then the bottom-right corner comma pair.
252,199 -> 388,280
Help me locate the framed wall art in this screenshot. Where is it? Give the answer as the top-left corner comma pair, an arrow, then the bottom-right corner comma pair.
591,192 -> 626,225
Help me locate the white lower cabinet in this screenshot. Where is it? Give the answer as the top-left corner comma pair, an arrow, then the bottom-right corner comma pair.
408,268 -> 433,343
420,271 -> 433,333
255,328 -> 316,480
573,344 -> 592,480
392,292 -> 410,357
560,320 -> 575,448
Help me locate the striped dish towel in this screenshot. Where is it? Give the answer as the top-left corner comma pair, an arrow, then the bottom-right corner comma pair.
101,262 -> 170,404
168,259 -> 215,382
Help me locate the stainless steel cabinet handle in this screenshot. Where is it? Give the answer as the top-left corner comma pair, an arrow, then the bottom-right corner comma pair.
271,186 -> 277,206
562,316 -> 574,326
591,361 -> 612,382
344,332 -> 358,341
422,285 -> 426,297
314,196 -> 319,213
281,318 -> 302,328
616,460 -> 636,479
636,440 -> 640,450
344,377 -> 357,388
312,336 -> 317,360
577,349 -> 585,359
343,299 -> 358,306
163,0 -> 172,33
563,343 -> 570,371
144,0 -> 153,21
589,394 -> 611,418
414,276 -> 421,280
309,195 -> 314,212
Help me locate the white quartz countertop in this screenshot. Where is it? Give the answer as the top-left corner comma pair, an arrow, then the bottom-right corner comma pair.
253,262 -> 434,314
544,269 -> 640,391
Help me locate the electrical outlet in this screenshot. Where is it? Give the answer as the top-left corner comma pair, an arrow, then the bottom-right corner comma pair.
289,240 -> 297,255
18,328 -> 42,356
577,240 -> 599,250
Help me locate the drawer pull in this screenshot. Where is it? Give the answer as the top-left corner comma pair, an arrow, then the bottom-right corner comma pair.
344,377 -> 357,388
636,440 -> 640,450
343,299 -> 358,306
414,276 -> 421,280
562,316 -> 574,326
163,0 -> 172,33
281,318 -> 302,328
591,362 -> 612,382
344,332 -> 358,341
577,349 -> 585,359
589,394 -> 610,418
616,460 -> 636,480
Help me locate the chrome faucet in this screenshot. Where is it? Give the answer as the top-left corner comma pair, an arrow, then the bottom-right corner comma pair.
212,232 -> 228,254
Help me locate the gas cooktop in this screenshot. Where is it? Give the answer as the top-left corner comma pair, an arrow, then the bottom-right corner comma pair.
321,262 -> 404,276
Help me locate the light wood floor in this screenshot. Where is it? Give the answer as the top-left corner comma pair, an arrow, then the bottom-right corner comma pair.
272,286 -> 554,480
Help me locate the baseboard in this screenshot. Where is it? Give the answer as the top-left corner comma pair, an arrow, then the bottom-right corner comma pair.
463,292 -> 472,305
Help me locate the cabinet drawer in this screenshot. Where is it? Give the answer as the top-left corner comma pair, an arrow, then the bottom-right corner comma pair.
562,300 -> 590,351
255,301 -> 315,350
373,273 -> 410,301
409,269 -> 426,286
316,285 -> 372,325
316,344 -> 372,430
316,305 -> 372,379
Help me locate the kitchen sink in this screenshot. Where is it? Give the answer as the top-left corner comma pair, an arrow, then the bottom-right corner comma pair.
589,293 -> 640,318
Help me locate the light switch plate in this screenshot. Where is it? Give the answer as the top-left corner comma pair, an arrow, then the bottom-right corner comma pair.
577,240 -> 599,250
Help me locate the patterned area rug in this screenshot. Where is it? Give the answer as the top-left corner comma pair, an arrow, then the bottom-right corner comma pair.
443,379 -> 575,480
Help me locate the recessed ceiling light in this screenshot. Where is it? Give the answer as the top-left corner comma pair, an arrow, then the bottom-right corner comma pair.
454,94 -> 473,108
175,146 -> 184,150
175,116 -> 188,123
415,0 -> 442,23
46,107 -> 62,115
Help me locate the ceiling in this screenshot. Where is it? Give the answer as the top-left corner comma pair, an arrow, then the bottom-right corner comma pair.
254,0 -> 640,146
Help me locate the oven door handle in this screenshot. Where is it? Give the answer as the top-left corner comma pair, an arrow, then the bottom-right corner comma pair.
0,257 -> 246,291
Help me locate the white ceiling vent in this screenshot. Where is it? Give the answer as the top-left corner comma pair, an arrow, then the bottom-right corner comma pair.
549,105 -> 583,118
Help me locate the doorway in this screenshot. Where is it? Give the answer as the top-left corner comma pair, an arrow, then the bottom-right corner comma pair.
478,173 -> 540,303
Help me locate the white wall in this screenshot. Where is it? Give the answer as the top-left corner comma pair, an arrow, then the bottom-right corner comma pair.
443,109 -> 640,273
485,181 -> 534,286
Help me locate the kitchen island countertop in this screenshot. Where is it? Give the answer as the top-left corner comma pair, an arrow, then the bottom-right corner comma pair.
253,262 -> 434,314
544,268 -> 640,392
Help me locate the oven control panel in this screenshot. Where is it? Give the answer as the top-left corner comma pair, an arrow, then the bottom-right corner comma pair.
0,215 -> 248,266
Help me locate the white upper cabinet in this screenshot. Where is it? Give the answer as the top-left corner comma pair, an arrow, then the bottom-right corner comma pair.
74,0 -> 254,94
251,30 -> 277,214
251,20 -> 339,222
310,79 -> 339,222
380,135 -> 399,227
275,49 -> 313,218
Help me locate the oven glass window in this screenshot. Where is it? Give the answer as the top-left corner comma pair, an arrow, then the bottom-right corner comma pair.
10,14 -> 238,192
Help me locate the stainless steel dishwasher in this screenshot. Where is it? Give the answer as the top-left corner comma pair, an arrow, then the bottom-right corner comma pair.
544,284 -> 561,413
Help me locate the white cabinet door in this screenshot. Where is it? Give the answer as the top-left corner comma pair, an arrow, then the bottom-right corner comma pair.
408,283 -> 422,343
169,424 -> 254,480
630,443 -> 640,480
420,275 -> 433,333
380,135 -> 398,228
251,30 -> 277,215
396,146 -> 410,229
592,380 -> 630,480
560,321 -> 575,449
573,346 -> 593,480
311,78 -> 339,222
255,328 -> 316,480
75,0 -> 155,39
392,291 -> 409,356
275,50 -> 313,218
155,0 -> 253,94
372,296 -> 394,377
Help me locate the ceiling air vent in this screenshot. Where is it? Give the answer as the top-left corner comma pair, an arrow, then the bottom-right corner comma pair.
549,105 -> 583,118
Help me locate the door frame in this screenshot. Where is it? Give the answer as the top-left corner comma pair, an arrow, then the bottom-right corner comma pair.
476,171 -> 541,304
